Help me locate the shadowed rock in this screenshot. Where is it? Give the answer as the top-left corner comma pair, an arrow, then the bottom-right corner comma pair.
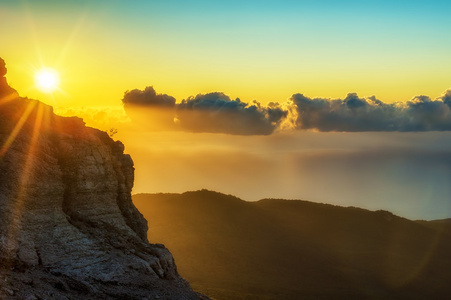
0,57 -> 207,300
0,57 -> 18,100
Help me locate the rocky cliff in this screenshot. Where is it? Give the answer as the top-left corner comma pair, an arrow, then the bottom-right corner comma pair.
0,58 -> 206,300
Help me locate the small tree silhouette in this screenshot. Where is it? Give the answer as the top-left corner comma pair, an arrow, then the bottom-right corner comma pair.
107,128 -> 118,138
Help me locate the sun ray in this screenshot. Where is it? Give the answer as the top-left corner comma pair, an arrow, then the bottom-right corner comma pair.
2,101 -> 47,270
22,1 -> 44,70
0,100 -> 37,158
56,12 -> 87,68
0,92 -> 19,106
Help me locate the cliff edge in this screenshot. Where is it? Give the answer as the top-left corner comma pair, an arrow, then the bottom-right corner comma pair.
0,58 -> 206,299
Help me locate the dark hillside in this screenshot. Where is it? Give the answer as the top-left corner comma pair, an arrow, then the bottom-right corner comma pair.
133,191 -> 451,299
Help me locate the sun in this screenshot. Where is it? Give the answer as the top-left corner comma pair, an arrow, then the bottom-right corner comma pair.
35,68 -> 60,93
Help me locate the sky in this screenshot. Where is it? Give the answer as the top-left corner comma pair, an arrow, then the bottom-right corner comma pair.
2,0 -> 451,106
1,0 -> 451,219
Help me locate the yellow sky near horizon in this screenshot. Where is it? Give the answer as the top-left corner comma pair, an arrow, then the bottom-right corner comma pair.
5,49 -> 451,111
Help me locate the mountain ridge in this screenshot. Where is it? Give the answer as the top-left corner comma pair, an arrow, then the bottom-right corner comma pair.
133,189 -> 451,300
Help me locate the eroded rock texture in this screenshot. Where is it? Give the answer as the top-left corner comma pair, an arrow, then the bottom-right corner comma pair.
0,58 -> 206,300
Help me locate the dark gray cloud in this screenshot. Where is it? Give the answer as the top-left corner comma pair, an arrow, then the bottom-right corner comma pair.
122,88 -> 287,135
122,86 -> 451,134
177,93 -> 287,135
122,86 -> 177,129
291,91 -> 451,132
442,90 -> 451,108
122,86 -> 176,107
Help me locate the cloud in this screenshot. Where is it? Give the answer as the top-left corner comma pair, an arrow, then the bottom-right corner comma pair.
123,130 -> 451,220
176,93 -> 287,135
122,86 -> 176,107
55,106 -> 130,130
291,91 -> 451,132
121,86 -> 451,134
442,90 -> 451,108
122,88 -> 287,135
122,87 -> 177,129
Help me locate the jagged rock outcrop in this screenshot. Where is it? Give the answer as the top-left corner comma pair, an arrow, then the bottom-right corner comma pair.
0,58 -> 207,299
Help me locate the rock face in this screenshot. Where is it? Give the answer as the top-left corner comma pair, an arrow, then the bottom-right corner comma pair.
0,58 -> 206,299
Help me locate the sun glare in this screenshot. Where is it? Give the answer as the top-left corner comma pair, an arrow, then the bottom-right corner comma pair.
35,68 -> 60,93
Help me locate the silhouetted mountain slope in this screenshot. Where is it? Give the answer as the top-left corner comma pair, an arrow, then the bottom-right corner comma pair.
133,190 -> 451,300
